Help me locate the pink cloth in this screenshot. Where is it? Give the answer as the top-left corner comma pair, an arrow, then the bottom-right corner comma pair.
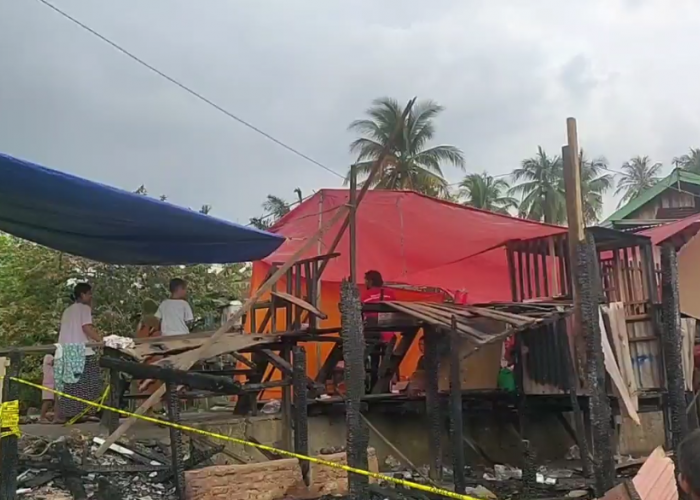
42,354 -> 55,401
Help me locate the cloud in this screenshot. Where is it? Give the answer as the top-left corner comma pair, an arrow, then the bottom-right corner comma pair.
0,0 -> 698,223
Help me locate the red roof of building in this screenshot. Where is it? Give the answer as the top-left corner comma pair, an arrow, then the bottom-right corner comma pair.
263,189 -> 566,302
639,213 -> 700,247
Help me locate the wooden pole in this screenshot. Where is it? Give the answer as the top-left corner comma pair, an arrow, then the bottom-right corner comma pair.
96,98 -> 417,457
349,163 -> 358,284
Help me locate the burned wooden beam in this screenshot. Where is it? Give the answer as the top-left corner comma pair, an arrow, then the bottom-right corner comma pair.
660,244 -> 690,454
166,381 -> 186,500
424,327 -> 442,482
340,279 -> 369,500
578,233 -> 615,494
292,346 -> 309,485
260,349 -> 320,392
449,318 -> 466,494
56,441 -> 88,500
99,356 -> 243,395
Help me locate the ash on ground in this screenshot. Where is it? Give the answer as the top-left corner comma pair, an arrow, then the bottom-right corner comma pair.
18,431 -> 178,500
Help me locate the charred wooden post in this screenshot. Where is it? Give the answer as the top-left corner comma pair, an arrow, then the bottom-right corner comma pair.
282,341 -> 293,451
165,377 -> 186,500
424,327 -> 442,481
340,279 -> 369,499
660,244 -> 689,452
521,439 -> 536,500
578,233 -> 615,494
349,163 -> 358,284
292,346 -> 309,484
449,317 -> 466,494
562,319 -> 592,478
0,351 -> 21,500
100,349 -> 121,434
56,440 -> 87,500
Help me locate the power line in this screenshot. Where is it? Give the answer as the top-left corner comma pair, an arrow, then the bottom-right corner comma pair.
34,0 -> 346,180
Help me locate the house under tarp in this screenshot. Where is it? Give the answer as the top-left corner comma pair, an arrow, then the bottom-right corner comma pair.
249,189 -> 567,378
0,152 -> 284,265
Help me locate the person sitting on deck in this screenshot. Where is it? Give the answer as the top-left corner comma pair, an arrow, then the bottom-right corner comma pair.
156,278 -> 194,336
361,270 -> 397,391
679,429 -> 700,499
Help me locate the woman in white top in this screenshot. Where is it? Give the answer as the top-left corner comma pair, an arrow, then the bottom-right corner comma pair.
55,282 -> 103,422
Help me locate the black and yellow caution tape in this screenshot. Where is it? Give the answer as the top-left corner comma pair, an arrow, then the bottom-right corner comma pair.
1,376 -> 478,500
0,399 -> 20,439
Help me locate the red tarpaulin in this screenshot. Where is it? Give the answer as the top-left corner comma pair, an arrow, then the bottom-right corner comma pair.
263,190 -> 566,303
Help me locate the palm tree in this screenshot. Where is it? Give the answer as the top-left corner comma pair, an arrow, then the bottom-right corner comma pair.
614,156 -> 663,207
346,97 -> 465,197
510,147 -> 566,224
458,172 -> 518,214
262,195 -> 291,220
672,148 -> 700,173
579,151 -> 614,224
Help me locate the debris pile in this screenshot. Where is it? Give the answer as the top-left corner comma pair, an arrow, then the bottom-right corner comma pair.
17,431 -> 196,500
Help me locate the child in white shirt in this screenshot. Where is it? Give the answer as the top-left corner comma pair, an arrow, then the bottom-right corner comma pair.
156,278 -> 194,336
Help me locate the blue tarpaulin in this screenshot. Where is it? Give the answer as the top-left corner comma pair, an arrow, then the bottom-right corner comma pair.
0,152 -> 285,265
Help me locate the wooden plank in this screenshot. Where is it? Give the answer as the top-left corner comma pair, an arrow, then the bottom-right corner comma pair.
607,302 -> 638,410
260,349 -> 319,391
600,308 -> 640,425
271,291 -> 328,319
392,302 -> 489,341
152,335 -> 274,367
463,306 -> 534,327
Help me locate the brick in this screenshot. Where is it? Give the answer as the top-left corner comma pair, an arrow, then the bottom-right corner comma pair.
185,449 -> 378,500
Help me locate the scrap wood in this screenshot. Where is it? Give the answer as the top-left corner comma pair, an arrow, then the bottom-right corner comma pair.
96,98 -> 415,457
386,302 -> 489,341
599,308 -> 640,425
600,447 -> 677,500
464,305 -> 536,326
271,291 -> 328,319
605,303 -> 638,409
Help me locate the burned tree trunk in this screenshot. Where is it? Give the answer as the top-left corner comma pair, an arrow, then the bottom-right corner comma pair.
340,279 -> 369,500
577,233 -> 614,494
660,244 -> 689,452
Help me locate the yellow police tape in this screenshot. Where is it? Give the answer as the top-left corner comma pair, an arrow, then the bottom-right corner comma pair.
1,376 -> 478,500
0,399 -> 21,439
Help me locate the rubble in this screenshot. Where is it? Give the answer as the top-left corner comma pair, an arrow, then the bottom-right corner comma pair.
17,433 -> 179,500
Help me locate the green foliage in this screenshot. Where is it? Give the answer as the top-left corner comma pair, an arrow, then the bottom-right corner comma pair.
614,155 -> 663,207
346,97 -> 465,197
510,147 -> 614,225
458,172 -> 518,214
673,148 -> 700,173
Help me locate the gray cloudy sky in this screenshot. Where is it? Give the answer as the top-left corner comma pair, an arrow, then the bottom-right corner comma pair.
1,0 -> 698,224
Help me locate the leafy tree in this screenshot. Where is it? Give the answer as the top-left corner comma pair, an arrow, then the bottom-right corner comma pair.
579,151 -> 614,224
672,148 -> 700,173
614,155 -> 663,207
458,172 -> 517,214
346,97 -> 465,196
249,191 -> 304,230
510,147 -> 566,224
